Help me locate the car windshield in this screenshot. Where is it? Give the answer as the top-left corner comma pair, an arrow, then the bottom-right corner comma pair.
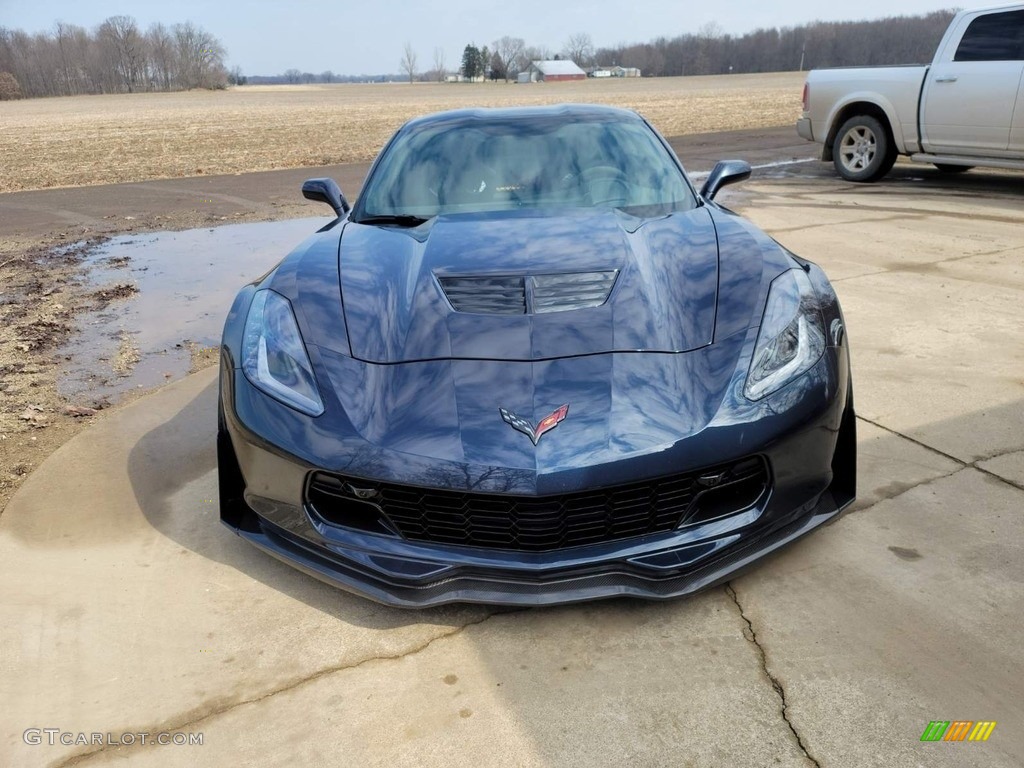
355,112 -> 697,221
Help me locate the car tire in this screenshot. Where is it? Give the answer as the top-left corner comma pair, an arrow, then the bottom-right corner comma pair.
934,164 -> 973,173
832,115 -> 896,183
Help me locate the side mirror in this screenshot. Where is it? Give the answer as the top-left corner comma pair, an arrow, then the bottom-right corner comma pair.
302,177 -> 350,216
699,160 -> 752,201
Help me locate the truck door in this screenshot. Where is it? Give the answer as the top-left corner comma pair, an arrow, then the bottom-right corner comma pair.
921,9 -> 1024,154
1011,59 -> 1024,152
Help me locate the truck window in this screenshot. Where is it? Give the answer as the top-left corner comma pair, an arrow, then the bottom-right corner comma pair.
954,10 -> 1024,62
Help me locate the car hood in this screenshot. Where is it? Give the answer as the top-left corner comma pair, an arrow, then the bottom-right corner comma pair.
313,332 -> 757,479
337,207 -> 719,363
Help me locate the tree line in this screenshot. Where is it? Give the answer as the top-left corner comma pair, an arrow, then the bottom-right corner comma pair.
592,11 -> 956,77
0,16 -> 228,99
395,11 -> 955,83
0,9 -> 958,100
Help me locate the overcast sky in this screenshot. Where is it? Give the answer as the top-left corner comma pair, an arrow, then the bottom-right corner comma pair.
0,1 -> 995,75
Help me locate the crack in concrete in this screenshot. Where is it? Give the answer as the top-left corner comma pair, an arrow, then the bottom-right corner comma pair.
760,197 -> 1024,226
857,416 -> 1024,493
844,468 -> 962,515
52,609 -> 512,768
725,583 -> 822,768
762,213 -> 915,236
831,247 -> 1021,285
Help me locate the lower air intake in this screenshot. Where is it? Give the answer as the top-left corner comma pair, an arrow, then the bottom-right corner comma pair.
306,456 -> 769,552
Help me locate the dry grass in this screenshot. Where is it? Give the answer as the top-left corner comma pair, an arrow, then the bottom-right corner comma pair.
0,72 -> 804,193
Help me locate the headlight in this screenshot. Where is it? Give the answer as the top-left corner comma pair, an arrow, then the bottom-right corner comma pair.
744,268 -> 826,401
241,289 -> 324,416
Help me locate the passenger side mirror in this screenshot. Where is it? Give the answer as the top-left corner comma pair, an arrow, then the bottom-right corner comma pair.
302,177 -> 350,216
699,160 -> 752,201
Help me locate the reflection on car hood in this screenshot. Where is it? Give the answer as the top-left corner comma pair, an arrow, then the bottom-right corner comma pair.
338,207 -> 719,363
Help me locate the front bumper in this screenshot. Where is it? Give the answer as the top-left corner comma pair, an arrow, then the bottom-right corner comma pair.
218,347 -> 855,607
233,489 -> 844,607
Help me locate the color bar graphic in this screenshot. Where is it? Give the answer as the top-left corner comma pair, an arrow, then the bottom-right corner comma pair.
920,721 -> 996,742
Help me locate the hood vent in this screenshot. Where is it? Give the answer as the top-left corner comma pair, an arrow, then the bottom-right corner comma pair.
438,271 -> 618,315
437,275 -> 526,315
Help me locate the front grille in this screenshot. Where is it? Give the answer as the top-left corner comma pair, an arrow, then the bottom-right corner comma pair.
437,271 -> 618,315
306,457 -> 769,552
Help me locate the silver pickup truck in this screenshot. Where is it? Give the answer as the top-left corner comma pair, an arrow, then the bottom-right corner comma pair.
797,3 -> 1024,181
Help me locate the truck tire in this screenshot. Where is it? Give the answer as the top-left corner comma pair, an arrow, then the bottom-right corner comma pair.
832,115 -> 896,182
934,164 -> 973,173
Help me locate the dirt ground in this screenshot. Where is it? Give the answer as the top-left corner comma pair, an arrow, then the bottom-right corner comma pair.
0,73 -> 804,193
0,218 -> 267,513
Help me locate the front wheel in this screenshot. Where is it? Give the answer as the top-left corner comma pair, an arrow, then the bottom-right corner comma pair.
832,115 -> 896,182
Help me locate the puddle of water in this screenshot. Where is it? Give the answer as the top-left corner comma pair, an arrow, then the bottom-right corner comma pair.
58,216 -> 332,405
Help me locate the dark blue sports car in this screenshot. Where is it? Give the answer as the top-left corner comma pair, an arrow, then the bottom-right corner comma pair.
218,104 -> 854,607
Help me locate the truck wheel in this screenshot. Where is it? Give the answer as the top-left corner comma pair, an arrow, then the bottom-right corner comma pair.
934,164 -> 973,173
832,116 -> 896,182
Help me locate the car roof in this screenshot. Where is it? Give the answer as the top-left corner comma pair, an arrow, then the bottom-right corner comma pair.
401,103 -> 643,132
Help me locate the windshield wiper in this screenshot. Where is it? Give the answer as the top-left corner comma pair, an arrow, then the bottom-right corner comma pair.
355,214 -> 432,227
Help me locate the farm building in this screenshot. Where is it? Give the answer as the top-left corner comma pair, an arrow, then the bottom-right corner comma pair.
522,60 -> 587,82
588,65 -> 642,78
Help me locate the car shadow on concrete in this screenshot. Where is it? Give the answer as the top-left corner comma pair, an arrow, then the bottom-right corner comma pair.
124,376 -> 493,629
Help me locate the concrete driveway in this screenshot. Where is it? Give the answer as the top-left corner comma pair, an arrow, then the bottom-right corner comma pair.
2,168 -> 1023,767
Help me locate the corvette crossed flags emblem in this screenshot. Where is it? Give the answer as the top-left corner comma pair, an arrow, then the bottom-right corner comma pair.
499,404 -> 569,446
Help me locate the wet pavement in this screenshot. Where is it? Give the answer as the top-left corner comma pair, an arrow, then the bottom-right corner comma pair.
58,217 -> 331,404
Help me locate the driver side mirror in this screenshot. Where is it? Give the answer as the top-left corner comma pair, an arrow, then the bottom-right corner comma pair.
302,177 -> 350,216
700,160 -> 752,201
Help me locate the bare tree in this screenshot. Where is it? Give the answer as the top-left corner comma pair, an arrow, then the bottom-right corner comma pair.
320,70 -> 334,83
432,46 -> 446,82
400,41 -> 417,84
146,22 -> 175,91
98,16 -> 145,92
173,22 -> 226,89
563,32 -> 594,67
696,21 -> 724,74
517,45 -> 552,73
492,36 -> 524,82
53,22 -> 77,94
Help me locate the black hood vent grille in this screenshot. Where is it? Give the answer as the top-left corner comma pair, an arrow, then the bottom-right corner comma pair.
437,275 -> 526,315
438,271 -> 618,315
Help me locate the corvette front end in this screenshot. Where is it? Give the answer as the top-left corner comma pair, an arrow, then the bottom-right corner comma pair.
217,105 -> 855,607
